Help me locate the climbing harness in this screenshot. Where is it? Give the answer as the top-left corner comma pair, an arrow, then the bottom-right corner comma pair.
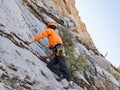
53,44 -> 66,56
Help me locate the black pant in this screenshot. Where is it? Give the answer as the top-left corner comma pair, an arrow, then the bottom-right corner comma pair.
47,56 -> 73,81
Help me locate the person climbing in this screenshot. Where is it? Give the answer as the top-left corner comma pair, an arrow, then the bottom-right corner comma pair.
25,21 -> 74,89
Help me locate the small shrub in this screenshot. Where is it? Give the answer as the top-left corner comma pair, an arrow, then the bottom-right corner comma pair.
68,54 -> 91,75
59,28 -> 91,75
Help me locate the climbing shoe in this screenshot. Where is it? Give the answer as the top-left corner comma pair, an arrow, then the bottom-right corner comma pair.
64,83 -> 75,90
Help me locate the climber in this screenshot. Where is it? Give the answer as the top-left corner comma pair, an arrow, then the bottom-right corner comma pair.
25,21 -> 74,89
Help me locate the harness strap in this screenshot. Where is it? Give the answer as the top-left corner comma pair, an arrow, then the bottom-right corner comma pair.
53,44 -> 66,56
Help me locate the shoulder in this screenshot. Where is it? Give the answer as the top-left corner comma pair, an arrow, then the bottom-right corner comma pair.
44,28 -> 54,34
45,28 -> 52,31
46,28 -> 55,32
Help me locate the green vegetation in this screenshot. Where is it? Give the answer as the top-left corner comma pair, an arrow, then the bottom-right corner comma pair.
60,29 -> 91,75
66,44 -> 91,75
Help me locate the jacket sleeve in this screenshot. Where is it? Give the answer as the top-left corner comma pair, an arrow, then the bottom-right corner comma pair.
34,29 -> 50,41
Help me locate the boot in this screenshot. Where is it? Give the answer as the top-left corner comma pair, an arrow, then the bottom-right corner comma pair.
64,82 -> 75,89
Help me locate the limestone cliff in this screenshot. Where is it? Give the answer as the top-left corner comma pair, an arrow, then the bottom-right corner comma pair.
0,0 -> 120,90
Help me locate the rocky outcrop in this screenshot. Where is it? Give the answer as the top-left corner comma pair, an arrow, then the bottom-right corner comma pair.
0,0 -> 120,90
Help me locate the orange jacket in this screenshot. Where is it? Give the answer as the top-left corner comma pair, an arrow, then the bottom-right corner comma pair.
34,28 -> 63,48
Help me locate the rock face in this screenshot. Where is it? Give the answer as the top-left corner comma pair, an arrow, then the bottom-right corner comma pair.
0,0 -> 120,90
